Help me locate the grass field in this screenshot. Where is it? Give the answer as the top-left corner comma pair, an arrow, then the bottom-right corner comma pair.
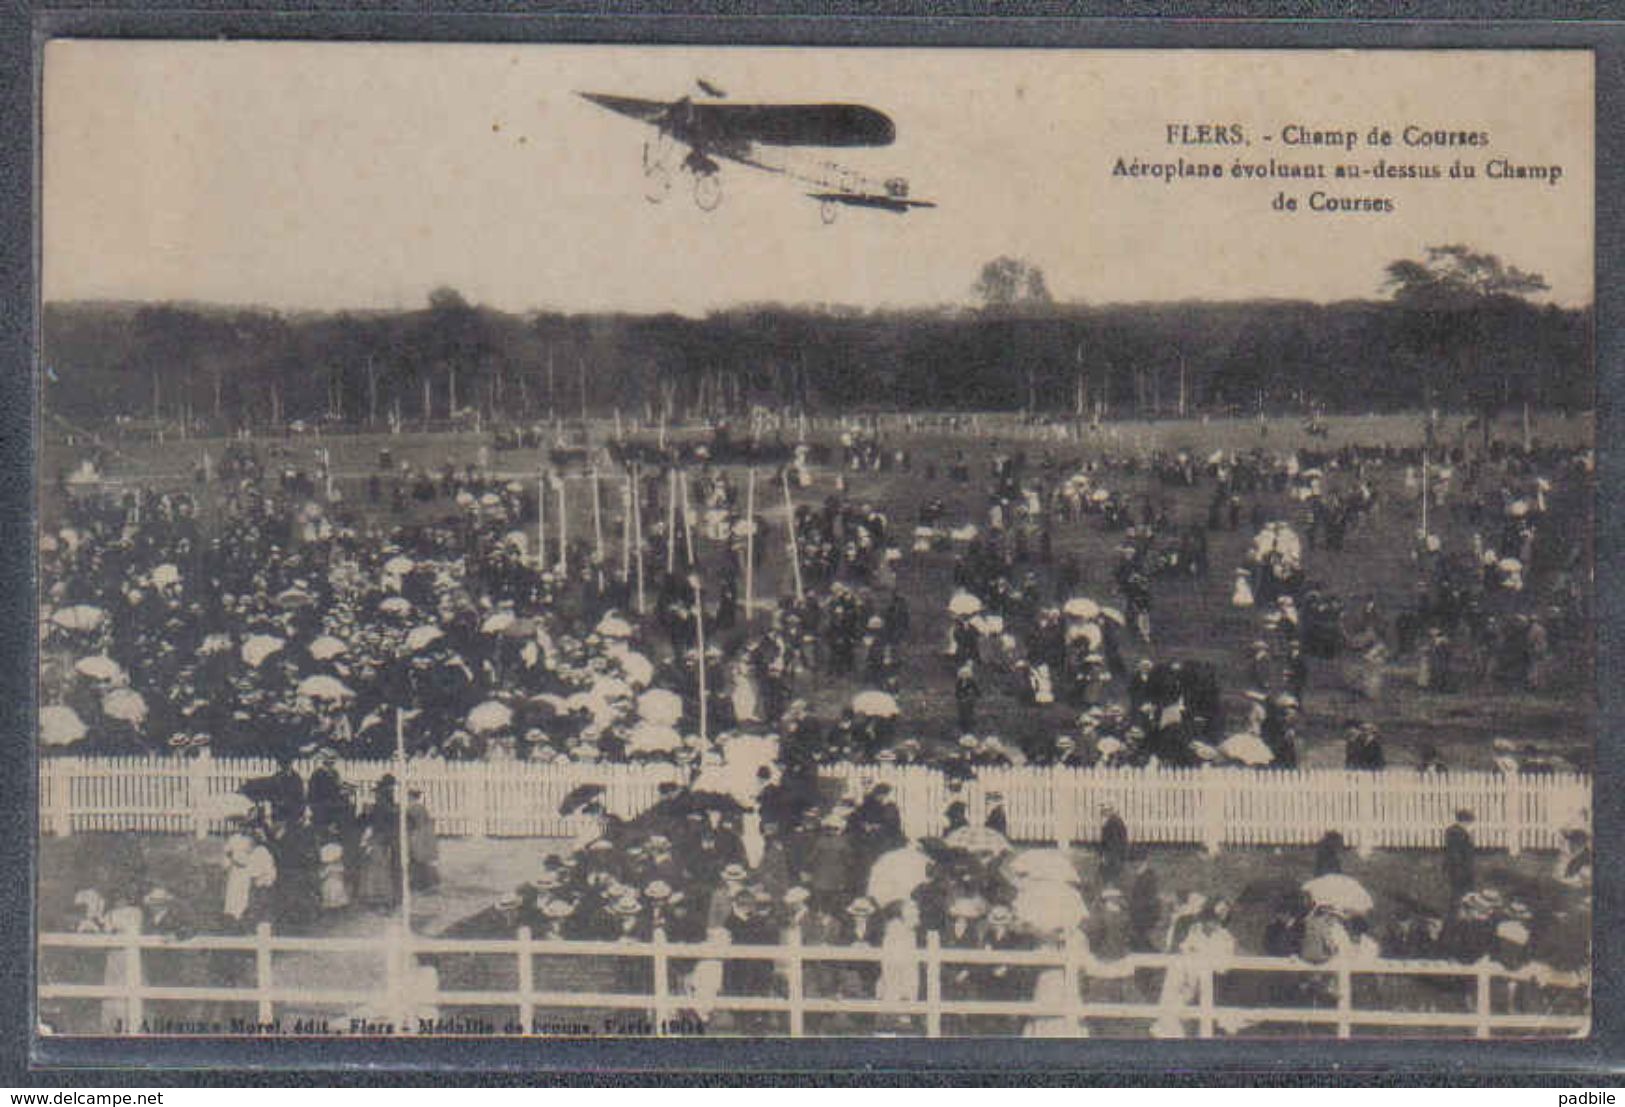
40,412 -> 1595,773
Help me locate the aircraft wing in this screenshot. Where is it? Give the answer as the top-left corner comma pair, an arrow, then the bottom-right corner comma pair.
694,103 -> 896,147
580,92 -> 895,148
807,191 -> 937,214
577,92 -> 672,126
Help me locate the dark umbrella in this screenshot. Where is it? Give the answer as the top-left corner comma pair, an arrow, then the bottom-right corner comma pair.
558,783 -> 607,816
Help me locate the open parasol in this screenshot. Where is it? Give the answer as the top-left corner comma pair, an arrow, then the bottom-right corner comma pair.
944,825 -> 1011,857
596,614 -> 635,639
467,700 -> 514,734
378,596 -> 413,616
296,675 -> 355,703
404,625 -> 445,653
947,591 -> 983,617
40,704 -> 87,746
1005,848 -> 1080,886
74,655 -> 124,683
101,688 -> 148,725
866,846 -> 933,906
558,783 -> 606,816
1011,883 -> 1089,934
276,587 -> 315,610
851,690 -> 901,719
308,635 -> 348,661
1219,733 -> 1275,766
51,605 -> 105,633
241,634 -> 286,668
150,564 -> 181,588
1302,873 -> 1375,915
637,689 -> 685,727
481,611 -> 517,635
1063,597 -> 1101,619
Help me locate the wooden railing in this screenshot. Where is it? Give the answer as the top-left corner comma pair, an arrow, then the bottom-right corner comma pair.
37,926 -> 1589,1040
39,756 -> 1589,855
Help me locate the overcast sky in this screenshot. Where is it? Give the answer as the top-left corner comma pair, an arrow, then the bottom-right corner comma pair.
43,43 -> 1593,314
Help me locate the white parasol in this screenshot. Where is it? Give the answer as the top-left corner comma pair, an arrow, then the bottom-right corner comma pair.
637,689 -> 685,727
1063,597 -> 1101,619
866,846 -> 933,906
276,587 -> 315,609
296,675 -> 355,703
467,700 -> 514,734
1005,848 -> 1080,886
383,556 -> 416,577
1302,873 -> 1375,915
851,690 -> 901,718
615,650 -> 655,688
944,825 -> 1012,856
1011,883 -> 1089,934
101,688 -> 148,725
596,614 -> 635,639
947,591 -> 984,616
1219,733 -> 1275,766
404,625 -> 444,653
40,705 -> 87,746
51,605 -> 105,633
74,655 -> 124,683
241,635 -> 286,668
150,564 -> 181,588
307,636 -> 348,661
378,596 -> 413,616
481,611 -> 517,635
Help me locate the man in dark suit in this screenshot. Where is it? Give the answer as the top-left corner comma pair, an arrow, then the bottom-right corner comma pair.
1443,809 -> 1476,902
1099,804 -> 1129,887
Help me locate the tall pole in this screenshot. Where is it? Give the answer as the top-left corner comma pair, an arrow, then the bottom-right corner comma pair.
633,464 -> 647,615
782,467 -> 804,603
679,470 -> 696,569
666,468 -> 678,572
745,468 -> 757,622
591,468 -> 604,564
556,474 -> 568,573
394,709 -> 413,936
1421,442 -> 1430,540
536,471 -> 548,569
622,471 -> 633,583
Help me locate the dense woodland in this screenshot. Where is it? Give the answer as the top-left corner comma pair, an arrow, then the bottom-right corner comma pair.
42,286 -> 1590,431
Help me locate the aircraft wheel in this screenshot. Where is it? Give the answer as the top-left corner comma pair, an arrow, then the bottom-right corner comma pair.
820,199 -> 839,225
694,173 -> 723,212
644,165 -> 672,204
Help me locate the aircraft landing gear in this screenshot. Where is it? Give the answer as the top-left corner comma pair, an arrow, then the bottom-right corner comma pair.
693,172 -> 723,212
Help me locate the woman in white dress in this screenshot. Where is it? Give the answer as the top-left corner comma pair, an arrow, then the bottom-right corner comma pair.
100,893 -> 145,1033
875,900 -> 922,1024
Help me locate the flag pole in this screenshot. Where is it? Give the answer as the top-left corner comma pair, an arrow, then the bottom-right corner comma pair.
666,468 -> 678,573
633,464 -> 647,615
744,467 -> 756,622
556,473 -> 568,573
782,466 -> 804,603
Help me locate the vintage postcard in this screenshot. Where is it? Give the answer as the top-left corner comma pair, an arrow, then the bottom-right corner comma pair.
35,43 -> 1593,1043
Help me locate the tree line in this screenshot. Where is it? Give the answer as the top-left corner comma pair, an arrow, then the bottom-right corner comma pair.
42,259 -> 1590,431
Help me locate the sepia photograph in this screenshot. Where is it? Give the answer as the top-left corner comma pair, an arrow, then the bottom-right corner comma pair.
33,42 -> 1594,1043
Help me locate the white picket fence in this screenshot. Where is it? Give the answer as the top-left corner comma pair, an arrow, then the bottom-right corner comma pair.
37,923 -> 1589,1040
38,756 -> 1587,855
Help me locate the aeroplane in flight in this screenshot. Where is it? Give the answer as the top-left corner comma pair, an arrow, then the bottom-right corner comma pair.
578,81 -> 937,224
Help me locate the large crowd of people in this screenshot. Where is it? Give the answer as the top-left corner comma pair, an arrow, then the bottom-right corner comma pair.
40,416 -> 1594,1034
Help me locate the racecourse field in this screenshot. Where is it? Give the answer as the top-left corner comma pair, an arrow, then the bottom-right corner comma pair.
40,412 -> 1596,773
